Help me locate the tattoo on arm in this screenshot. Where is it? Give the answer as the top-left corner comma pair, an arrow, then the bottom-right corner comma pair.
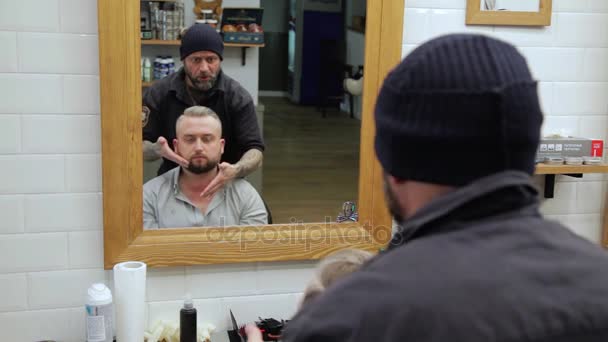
236,149 -> 263,178
143,140 -> 161,161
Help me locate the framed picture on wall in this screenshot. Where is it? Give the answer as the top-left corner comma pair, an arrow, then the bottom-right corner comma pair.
466,0 -> 552,26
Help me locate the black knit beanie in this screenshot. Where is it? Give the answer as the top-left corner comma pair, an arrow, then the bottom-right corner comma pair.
374,34 -> 543,186
180,24 -> 224,60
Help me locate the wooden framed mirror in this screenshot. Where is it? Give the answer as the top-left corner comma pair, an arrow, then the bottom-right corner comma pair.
99,0 -> 404,269
466,0 -> 552,26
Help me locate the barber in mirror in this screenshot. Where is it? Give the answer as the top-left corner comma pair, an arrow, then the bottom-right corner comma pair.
142,23 -> 264,198
143,106 -> 267,229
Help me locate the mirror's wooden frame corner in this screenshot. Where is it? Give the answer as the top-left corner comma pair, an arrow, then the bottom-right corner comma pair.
466,0 -> 552,26
99,0 -> 404,269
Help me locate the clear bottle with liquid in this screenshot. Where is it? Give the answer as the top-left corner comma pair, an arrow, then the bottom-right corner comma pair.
85,283 -> 114,342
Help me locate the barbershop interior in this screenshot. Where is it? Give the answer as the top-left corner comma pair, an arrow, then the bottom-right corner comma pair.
2,0 -> 608,340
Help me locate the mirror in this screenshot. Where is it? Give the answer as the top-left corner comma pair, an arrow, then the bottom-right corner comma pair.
139,0 -> 365,227
466,0 -> 552,26
481,0 -> 540,12
99,0 -> 404,268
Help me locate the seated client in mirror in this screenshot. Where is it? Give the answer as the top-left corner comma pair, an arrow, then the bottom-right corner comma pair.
143,106 -> 268,229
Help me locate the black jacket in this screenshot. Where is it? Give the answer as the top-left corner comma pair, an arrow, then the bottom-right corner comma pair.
284,171 -> 608,341
143,68 -> 264,175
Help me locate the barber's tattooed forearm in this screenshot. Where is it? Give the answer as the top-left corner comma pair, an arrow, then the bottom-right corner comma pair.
143,140 -> 161,160
236,149 -> 263,177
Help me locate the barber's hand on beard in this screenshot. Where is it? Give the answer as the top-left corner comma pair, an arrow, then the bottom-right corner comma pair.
200,162 -> 240,198
157,136 -> 189,168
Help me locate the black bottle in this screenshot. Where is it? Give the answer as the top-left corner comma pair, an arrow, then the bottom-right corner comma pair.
180,298 -> 197,342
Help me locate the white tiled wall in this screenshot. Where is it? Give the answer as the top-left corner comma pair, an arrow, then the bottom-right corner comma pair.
403,0 -> 608,243
0,1 -> 312,340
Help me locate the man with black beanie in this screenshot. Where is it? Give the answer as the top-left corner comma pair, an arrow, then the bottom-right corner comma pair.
270,34 -> 608,341
143,24 -> 264,198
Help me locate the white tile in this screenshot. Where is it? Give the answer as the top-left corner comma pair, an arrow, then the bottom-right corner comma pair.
63,75 -> 100,114
541,115 -> 579,137
518,48 -> 584,82
28,269 -> 106,309
403,8 -> 431,44
406,0 -> 466,9
589,0 -> 608,12
537,82 -> 553,115
68,307 -> 87,342
552,83 -> 608,115
539,181 -> 577,215
0,31 -> 17,72
0,195 -> 24,234
0,233 -> 67,272
18,32 -> 99,74
549,214 -> 602,243
579,116 -> 608,142
0,74 -> 63,113
0,274 -> 27,312
0,0 -> 60,31
553,0 -> 590,12
582,49 -> 608,82
555,13 -> 608,48
401,44 -> 418,59
24,193 -> 102,232
148,298 -> 223,330
59,0 -> 98,34
0,115 -> 20,153
68,230 -> 103,268
66,154 -> 102,192
0,309 -> 72,342
220,294 -> 299,331
494,15 -> 555,47
256,261 -> 316,294
575,181 -> 605,214
0,155 -> 65,194
186,263 -> 258,298
147,267 -> 186,302
22,115 -> 101,154
429,9 -> 493,38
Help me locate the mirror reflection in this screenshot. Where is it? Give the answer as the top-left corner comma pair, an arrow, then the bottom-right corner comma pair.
141,0 -> 365,228
481,0 -> 541,12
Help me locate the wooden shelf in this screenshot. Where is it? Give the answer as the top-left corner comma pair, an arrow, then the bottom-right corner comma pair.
141,40 -> 265,48
142,39 -> 181,46
142,81 -> 155,88
534,163 -> 608,198
225,43 -> 265,48
535,163 -> 608,175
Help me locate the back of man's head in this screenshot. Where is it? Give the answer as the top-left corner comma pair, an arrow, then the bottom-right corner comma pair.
374,34 -> 543,186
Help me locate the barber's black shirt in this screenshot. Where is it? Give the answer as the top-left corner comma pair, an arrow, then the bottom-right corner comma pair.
143,68 -> 264,175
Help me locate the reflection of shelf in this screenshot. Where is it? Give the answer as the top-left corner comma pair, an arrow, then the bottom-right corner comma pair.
141,40 -> 265,48
142,39 -> 181,45
535,163 -> 608,198
142,81 -> 155,88
141,40 -> 265,65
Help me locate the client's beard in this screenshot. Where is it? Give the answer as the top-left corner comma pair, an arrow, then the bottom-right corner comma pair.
186,157 -> 219,174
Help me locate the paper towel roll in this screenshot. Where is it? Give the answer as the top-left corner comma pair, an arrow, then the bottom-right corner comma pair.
114,261 -> 147,342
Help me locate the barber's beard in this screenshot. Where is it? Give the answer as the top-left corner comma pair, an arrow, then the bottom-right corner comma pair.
383,175 -> 404,224
185,69 -> 217,91
186,155 -> 219,174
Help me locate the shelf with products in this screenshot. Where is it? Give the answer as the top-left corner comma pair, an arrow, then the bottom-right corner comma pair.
534,163 -> 608,198
141,40 -> 265,65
